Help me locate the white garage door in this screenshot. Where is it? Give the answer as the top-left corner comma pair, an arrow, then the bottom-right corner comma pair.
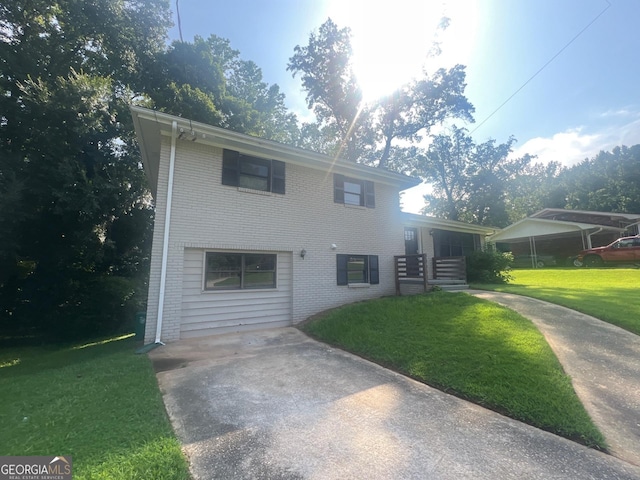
180,248 -> 293,338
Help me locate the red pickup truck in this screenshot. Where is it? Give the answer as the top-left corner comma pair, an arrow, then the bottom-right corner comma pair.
577,235 -> 640,267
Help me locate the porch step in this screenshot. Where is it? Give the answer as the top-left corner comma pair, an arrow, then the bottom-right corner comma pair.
431,279 -> 469,292
437,283 -> 469,291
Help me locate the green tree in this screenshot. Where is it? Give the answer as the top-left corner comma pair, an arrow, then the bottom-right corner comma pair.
287,19 -> 366,161
504,161 -> 566,222
561,145 -> 640,213
375,65 -> 474,168
0,0 -> 171,340
288,18 -> 474,167
418,126 -> 533,227
151,35 -> 299,144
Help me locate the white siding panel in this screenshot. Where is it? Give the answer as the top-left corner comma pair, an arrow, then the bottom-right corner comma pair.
180,248 -> 293,337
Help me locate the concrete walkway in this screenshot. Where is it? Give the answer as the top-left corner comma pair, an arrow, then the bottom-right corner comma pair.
467,290 -> 640,466
150,328 -> 640,479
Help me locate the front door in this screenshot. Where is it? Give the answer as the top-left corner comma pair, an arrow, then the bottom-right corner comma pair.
404,227 -> 420,277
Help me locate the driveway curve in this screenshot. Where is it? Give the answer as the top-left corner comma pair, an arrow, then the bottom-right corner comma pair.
467,290 -> 640,467
150,327 -> 640,479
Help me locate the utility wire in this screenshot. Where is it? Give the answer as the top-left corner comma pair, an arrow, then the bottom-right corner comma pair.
176,0 -> 184,42
470,0 -> 611,135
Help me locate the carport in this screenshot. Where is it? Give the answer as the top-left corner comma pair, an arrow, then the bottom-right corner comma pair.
488,209 -> 640,268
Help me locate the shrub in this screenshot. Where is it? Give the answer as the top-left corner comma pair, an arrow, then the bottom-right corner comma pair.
467,248 -> 513,284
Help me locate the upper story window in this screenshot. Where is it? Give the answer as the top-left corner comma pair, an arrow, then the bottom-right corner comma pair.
222,149 -> 285,194
334,174 -> 375,208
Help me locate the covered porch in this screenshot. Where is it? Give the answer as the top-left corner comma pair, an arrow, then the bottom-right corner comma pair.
397,213 -> 497,293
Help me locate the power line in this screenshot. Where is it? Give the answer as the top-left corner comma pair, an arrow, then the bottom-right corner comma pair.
176,0 -> 184,42
470,0 -> 611,135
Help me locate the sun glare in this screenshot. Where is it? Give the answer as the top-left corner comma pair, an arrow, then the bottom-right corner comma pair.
327,0 -> 477,102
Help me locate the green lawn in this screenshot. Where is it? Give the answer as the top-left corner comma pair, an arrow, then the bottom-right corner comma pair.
0,335 -> 191,479
473,268 -> 640,335
302,292 -> 606,449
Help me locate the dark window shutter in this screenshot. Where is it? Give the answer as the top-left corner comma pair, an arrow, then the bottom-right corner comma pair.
271,160 -> 285,194
222,149 -> 239,186
364,181 -> 375,208
369,255 -> 379,284
336,254 -> 348,285
334,174 -> 345,204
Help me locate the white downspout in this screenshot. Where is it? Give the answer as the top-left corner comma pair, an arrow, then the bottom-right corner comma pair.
155,120 -> 178,344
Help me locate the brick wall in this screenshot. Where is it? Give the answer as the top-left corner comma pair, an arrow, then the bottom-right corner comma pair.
144,137 -> 407,342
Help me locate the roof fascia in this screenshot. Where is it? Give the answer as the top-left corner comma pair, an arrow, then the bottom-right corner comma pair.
131,106 -> 420,190
402,213 -> 498,235
533,208 -> 640,221
489,217 -> 625,242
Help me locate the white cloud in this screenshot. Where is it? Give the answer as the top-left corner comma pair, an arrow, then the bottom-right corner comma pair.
512,128 -> 601,166
512,117 -> 640,167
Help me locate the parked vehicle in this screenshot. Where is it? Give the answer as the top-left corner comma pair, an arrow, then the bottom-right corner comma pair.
512,254 -> 557,268
576,235 -> 640,267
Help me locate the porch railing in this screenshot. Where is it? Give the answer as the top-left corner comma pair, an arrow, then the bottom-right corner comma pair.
394,254 -> 428,295
432,256 -> 467,281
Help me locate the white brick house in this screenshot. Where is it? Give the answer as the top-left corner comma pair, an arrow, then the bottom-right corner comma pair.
131,106 -> 495,343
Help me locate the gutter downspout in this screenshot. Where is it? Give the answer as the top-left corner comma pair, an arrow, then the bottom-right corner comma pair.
155,120 -> 178,345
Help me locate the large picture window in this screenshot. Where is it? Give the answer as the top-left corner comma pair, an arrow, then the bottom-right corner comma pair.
336,254 -> 379,285
222,149 -> 285,194
205,252 -> 277,290
334,174 -> 375,208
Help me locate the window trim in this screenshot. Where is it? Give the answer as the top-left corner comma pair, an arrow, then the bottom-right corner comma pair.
336,254 -> 380,286
222,149 -> 285,194
204,251 -> 278,291
334,174 -> 375,208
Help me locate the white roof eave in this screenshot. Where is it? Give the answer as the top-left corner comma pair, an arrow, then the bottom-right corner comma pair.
488,217 -> 625,243
130,106 -> 421,192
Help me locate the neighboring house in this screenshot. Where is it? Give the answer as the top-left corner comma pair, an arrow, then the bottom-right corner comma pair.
131,106 -> 495,343
490,208 -> 640,266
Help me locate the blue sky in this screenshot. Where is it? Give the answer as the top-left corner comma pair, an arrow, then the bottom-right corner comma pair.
168,0 -> 640,210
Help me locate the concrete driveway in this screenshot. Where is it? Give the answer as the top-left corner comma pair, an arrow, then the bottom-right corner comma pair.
467,290 -> 640,466
150,328 -> 640,480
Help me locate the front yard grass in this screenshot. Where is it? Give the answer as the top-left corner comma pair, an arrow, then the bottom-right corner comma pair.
302,292 -> 606,449
473,268 -> 640,335
0,335 -> 190,480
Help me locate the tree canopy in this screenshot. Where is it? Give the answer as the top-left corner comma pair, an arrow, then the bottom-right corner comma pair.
288,18 -> 475,167
1,6 -> 638,342
0,0 -> 173,340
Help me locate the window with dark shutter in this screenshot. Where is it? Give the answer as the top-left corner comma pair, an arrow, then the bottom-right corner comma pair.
222,149 -> 240,186
272,160 -> 286,194
334,174 -> 345,204
336,254 -> 379,285
364,181 -> 375,208
369,255 -> 379,284
333,174 -> 375,208
336,254 -> 348,285
221,149 -> 285,194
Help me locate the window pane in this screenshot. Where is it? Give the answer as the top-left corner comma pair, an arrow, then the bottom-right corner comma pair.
347,255 -> 367,283
244,254 -> 276,288
344,181 -> 362,195
205,253 -> 242,289
239,174 -> 269,191
343,181 -> 362,206
206,272 -> 241,289
240,160 -> 269,177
